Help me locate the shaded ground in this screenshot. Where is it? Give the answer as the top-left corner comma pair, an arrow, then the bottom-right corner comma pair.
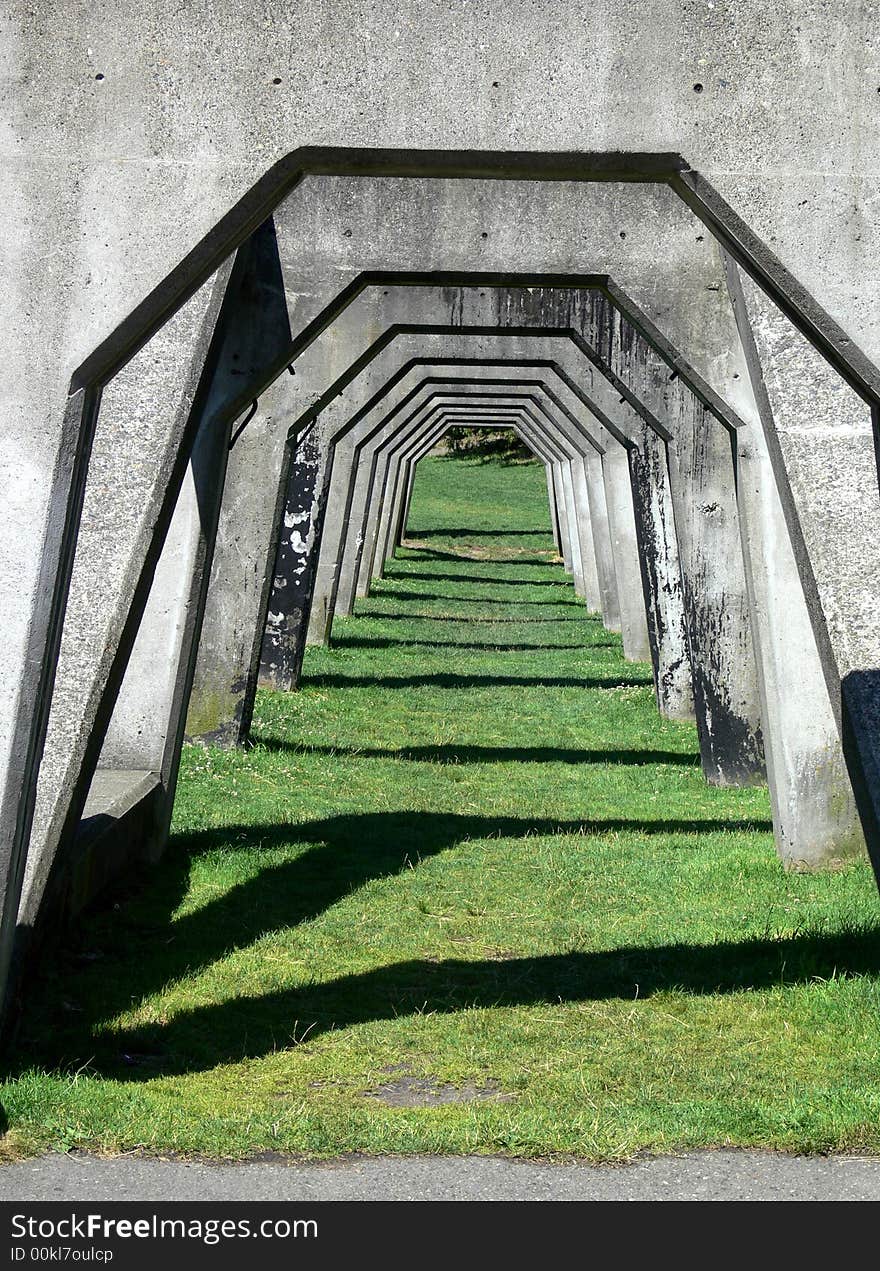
3,455 -> 880,1162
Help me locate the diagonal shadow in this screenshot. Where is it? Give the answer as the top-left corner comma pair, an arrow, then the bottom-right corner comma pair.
253,739 -> 701,767
347,614 -> 598,626
367,587 -> 582,607
414,528 -> 551,540
331,637 -> 616,652
403,548 -> 557,565
85,927 -> 880,1077
304,673 -> 651,690
386,571 -> 572,587
11,810 -> 773,1073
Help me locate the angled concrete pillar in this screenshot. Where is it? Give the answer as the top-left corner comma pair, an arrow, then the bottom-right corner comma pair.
21,217 -> 291,942
257,424 -> 330,693
629,431 -> 695,721
186,374 -> 295,743
723,258 -> 868,865
601,446 -> 652,664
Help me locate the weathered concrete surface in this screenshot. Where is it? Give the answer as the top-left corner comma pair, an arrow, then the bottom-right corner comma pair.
726,259 -> 869,866
629,431 -> 695,721
258,425 -> 327,693
5,272 -> 228,975
601,446 -> 652,663
19,221 -> 290,940
187,375 -> 296,743
7,6 -> 880,1021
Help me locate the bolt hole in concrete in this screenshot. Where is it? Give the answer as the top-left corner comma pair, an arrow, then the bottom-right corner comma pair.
94,72 -> 104,80
693,82 -> 703,92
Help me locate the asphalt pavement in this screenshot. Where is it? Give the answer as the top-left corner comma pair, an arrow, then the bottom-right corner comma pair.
0,1150 -> 879,1201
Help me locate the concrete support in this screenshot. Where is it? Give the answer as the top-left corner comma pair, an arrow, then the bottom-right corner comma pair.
258,426 -> 330,693
583,449 -> 622,637
723,259 -> 868,865
187,375 -> 295,742
601,447 -> 652,664
629,433 -> 695,721
20,217 -> 292,942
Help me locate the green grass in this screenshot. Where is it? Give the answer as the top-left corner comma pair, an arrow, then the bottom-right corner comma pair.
5,454 -> 880,1162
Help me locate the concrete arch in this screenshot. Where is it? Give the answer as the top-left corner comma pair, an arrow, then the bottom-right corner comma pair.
335,390 -> 647,663
6,158 -> 880,1023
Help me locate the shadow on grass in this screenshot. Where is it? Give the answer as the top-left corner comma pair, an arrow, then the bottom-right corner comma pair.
331,637 -> 617,652
412,528 -> 551,540
56,925 -> 880,1077
401,548 -> 556,566
253,739 -> 700,767
10,810 -> 775,1077
387,571 -> 572,587
347,613 -> 601,626
304,673 -> 651,690
366,587 -> 583,607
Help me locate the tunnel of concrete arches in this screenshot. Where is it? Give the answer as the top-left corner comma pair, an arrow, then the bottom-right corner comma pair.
7,152 -> 880,1027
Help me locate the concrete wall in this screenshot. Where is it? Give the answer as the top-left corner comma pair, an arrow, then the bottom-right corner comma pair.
4,1 -> 880,1011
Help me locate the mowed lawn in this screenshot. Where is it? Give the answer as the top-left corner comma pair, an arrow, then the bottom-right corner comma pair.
5,454 -> 880,1161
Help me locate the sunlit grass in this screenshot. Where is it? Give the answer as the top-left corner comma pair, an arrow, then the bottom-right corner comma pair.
4,454 -> 880,1162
